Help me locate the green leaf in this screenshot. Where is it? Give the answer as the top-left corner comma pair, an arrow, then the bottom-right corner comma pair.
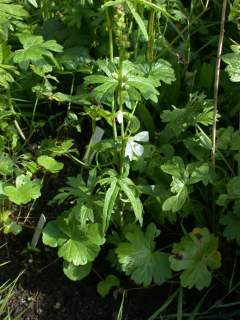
161,156 -> 186,179
161,93 -> 215,136
27,0 -> 38,7
222,45 -> 240,82
227,177 -> 240,199
118,178 -> 143,225
162,186 -> 188,212
188,162 -> 212,185
102,179 -> 120,232
116,223 -> 171,286
126,0 -> 148,40
0,153 -> 13,176
63,261 -> 92,281
43,214 -> 105,266
13,33 -> 63,67
169,228 -> 221,290
97,275 -> 120,297
37,155 -> 64,173
4,175 -> 41,205
220,213 -> 240,245
138,60 -> 176,86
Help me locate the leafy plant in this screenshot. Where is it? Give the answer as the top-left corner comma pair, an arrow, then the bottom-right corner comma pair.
116,223 -> 171,286
169,228 -> 221,290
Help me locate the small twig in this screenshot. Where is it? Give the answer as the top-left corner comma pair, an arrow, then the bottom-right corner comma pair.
211,0 -> 228,166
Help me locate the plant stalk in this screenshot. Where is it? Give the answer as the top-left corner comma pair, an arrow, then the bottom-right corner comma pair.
146,8 -> 155,63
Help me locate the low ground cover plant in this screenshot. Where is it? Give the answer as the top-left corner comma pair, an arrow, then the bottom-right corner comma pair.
1,0 -> 240,318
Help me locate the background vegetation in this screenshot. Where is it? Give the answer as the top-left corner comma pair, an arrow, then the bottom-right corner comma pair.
1,0 -> 240,318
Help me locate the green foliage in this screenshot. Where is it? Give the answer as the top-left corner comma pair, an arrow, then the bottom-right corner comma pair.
97,275 -> 120,297
42,213 -> 105,266
170,228 -> 221,290
1,0 -> 240,309
37,155 -> 64,173
4,175 -> 41,205
161,157 -> 212,213
116,223 -> 171,286
0,210 -> 22,235
222,44 -> 240,82
13,33 -> 63,68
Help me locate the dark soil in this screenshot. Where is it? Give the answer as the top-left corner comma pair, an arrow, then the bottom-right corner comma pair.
0,236 -> 172,320
1,235 -> 240,320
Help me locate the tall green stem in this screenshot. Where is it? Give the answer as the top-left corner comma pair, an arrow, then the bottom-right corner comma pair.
146,8 -> 155,63
105,6 -> 114,62
105,4 -> 117,140
118,48 -> 125,174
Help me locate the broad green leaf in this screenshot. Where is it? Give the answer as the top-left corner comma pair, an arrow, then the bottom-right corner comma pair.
43,215 -> 105,266
188,162 -> 212,185
118,178 -> 143,225
37,155 -> 64,173
161,93 -> 215,137
0,153 -> 13,176
138,60 -> 176,86
161,156 -> 186,179
169,228 -> 221,290
13,33 -> 63,66
102,179 -> 120,232
4,175 -> 41,205
63,261 -> 92,281
162,186 -> 188,212
97,275 -> 120,297
116,223 -> 171,286
222,45 -> 240,82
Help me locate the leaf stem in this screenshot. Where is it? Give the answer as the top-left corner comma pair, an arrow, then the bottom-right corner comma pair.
146,7 -> 155,63
212,0 -> 227,166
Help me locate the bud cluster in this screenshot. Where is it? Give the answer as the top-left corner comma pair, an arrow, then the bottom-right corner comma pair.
113,4 -> 130,51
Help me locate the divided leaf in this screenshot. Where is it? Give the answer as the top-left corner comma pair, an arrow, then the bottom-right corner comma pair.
63,261 -> 92,281
4,175 -> 41,205
97,275 -> 120,297
42,214 -> 105,266
116,223 -> 171,286
169,228 -> 221,290
14,33 -> 63,67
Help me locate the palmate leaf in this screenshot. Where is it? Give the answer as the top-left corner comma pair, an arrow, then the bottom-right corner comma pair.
222,45 -> 240,82
0,0 -> 28,36
161,92 -> 215,137
84,59 -> 162,106
13,33 -> 63,67
4,175 -> 41,205
220,213 -> 240,245
161,157 -> 211,212
63,261 -> 92,281
137,60 -> 176,86
50,172 -> 101,226
0,153 -> 13,176
116,223 -> 171,286
97,275 -> 120,297
42,214 -> 105,266
169,228 -> 221,290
